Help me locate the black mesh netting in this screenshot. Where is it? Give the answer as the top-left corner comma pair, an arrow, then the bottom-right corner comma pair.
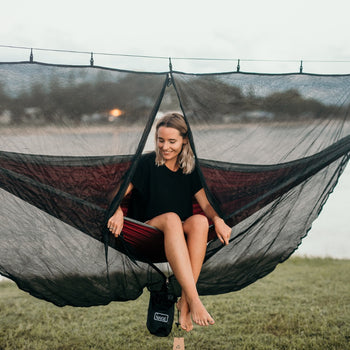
0,62 -> 349,306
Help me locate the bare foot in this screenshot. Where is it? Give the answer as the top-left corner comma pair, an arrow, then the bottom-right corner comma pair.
177,298 -> 193,332
188,297 -> 215,327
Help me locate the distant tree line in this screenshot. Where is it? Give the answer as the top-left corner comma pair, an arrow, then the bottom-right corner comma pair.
0,73 -> 170,125
185,76 -> 341,123
0,74 -> 343,126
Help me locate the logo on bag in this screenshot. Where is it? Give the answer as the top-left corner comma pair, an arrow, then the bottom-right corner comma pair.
154,312 -> 169,323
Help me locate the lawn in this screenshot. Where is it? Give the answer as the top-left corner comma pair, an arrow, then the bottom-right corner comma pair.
0,257 -> 349,350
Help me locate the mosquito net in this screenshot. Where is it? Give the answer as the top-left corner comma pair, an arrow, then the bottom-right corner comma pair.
0,62 -> 349,306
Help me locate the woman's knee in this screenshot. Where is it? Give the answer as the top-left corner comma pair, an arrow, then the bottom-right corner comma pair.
148,212 -> 182,231
193,214 -> 209,228
164,212 -> 183,228
184,214 -> 209,234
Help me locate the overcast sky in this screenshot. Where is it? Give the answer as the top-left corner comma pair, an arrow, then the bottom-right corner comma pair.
1,0 -> 350,73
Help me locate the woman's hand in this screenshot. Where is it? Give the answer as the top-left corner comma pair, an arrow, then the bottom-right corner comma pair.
107,207 -> 124,238
107,183 -> 133,238
194,188 -> 231,245
213,217 -> 231,245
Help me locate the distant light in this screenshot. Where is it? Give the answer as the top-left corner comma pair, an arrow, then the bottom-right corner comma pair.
109,108 -> 123,118
108,108 -> 124,122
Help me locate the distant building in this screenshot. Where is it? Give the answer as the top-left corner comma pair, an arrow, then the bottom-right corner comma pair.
0,110 -> 11,125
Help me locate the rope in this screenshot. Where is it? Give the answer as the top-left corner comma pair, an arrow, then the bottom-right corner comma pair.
1,44 -> 350,64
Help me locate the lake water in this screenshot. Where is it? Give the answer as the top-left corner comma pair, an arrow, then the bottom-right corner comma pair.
293,164 -> 350,259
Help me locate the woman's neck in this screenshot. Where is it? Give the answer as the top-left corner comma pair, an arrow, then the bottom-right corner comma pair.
164,158 -> 179,172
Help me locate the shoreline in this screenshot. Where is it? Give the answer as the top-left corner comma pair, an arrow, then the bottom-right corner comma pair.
1,118 -> 349,134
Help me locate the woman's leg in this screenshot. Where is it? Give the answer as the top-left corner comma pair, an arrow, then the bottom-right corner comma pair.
183,214 -> 209,284
178,214 -> 209,331
146,212 -> 214,329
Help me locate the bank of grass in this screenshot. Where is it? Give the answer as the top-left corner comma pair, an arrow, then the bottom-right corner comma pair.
0,257 -> 349,350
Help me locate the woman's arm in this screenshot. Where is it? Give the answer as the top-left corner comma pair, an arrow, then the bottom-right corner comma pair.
107,182 -> 134,237
194,188 -> 231,245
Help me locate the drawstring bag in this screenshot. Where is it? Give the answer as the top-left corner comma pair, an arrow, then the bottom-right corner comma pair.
117,237 -> 177,337
146,281 -> 177,337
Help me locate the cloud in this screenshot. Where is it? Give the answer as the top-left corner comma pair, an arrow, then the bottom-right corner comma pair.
1,0 -> 349,73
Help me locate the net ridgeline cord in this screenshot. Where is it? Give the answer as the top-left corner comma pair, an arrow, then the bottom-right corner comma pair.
1,44 -> 350,70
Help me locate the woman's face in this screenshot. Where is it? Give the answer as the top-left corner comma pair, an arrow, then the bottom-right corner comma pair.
157,126 -> 186,164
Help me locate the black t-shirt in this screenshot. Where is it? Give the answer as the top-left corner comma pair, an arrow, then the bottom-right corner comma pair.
127,152 -> 202,222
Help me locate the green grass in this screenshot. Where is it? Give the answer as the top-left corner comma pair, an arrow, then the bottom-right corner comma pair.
1,257 -> 349,350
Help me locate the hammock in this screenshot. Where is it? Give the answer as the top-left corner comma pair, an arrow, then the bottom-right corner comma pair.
0,62 -> 349,307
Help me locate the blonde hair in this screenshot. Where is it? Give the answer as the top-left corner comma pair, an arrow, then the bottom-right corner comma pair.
155,112 -> 195,174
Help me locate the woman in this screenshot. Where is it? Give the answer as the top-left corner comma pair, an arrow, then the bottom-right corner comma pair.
108,112 -> 231,332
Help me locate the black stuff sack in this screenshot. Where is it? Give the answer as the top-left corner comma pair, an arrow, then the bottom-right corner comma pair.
146,283 -> 177,337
